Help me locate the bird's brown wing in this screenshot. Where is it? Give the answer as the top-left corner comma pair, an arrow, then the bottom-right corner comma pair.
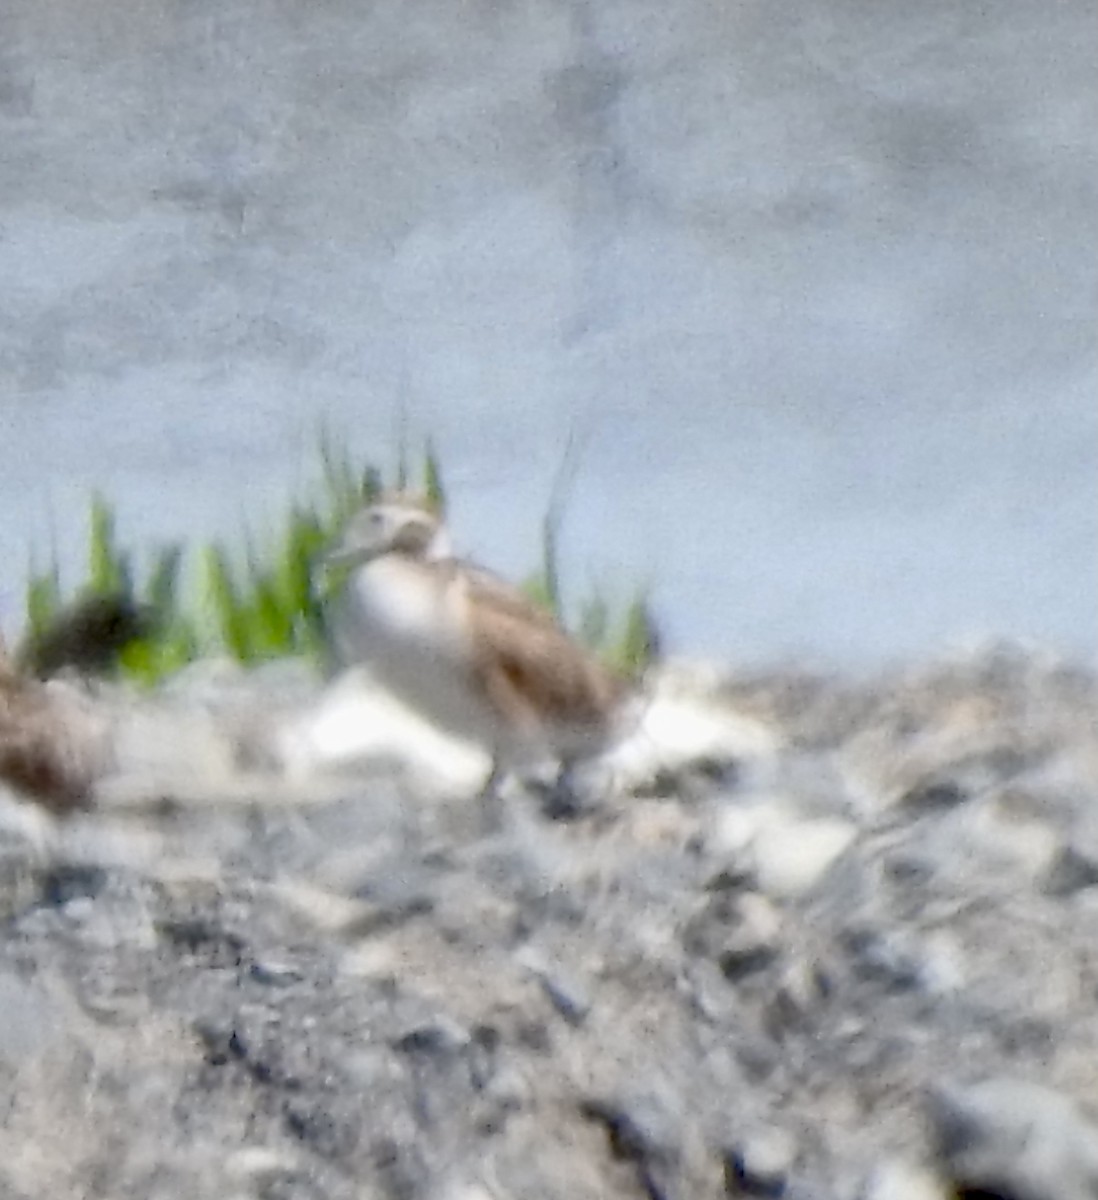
445,559 -> 562,630
455,561 -> 628,732
0,674 -> 97,813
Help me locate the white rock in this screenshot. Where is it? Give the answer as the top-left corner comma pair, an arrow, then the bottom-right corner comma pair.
917,931 -> 967,996
600,674 -> 780,794
710,804 -> 774,856
710,800 -> 857,898
276,668 -> 490,797
226,1147 -> 300,1183
435,1182 -> 502,1200
734,892 -> 784,947
862,1159 -> 948,1200
753,814 -> 857,897
727,1128 -> 799,1192
0,793 -> 57,854
964,798 -> 1060,878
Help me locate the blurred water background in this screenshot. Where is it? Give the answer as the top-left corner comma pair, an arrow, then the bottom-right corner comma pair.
1,0 -> 1094,666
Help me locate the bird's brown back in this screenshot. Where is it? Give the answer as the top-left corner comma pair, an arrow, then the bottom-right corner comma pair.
0,653 -> 97,814
459,563 -> 630,734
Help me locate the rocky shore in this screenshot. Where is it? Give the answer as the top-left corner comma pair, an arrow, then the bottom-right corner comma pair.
1,644 -> 1096,1199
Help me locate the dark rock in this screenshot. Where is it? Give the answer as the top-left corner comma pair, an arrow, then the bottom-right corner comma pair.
371,1137 -> 429,1200
193,1016 -> 247,1066
580,1090 -> 682,1200
765,961 -> 832,1037
705,868 -> 755,893
719,942 -> 780,983
684,892 -> 783,982
158,916 -> 248,966
249,958 -> 304,986
283,1100 -> 360,1160
38,862 -> 109,907
840,927 -> 924,991
539,969 -> 592,1025
899,779 -> 970,811
1043,844 -> 1098,897
467,1023 -> 500,1091
394,1018 -> 470,1057
516,945 -> 592,1025
633,757 -> 740,801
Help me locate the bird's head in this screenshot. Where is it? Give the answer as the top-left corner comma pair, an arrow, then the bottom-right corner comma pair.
323,495 -> 451,569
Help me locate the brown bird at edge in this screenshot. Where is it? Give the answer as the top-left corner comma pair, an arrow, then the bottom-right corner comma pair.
0,593 -> 146,814
0,637 -> 96,813
321,493 -> 638,818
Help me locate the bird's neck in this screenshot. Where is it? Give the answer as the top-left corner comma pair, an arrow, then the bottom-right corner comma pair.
386,526 -> 454,563
421,526 -> 454,561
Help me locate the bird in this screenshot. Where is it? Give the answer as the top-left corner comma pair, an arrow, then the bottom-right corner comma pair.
0,631 -> 109,814
319,492 -> 636,815
0,589 -> 154,813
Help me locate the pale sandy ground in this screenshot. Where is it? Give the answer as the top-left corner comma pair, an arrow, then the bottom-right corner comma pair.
1,644 -> 1097,1199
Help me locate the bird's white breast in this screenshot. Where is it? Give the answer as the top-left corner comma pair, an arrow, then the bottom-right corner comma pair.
327,557 -> 502,748
332,557 -> 466,669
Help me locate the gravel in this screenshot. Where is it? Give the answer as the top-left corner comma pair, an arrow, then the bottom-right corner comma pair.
0,643 -> 1096,1199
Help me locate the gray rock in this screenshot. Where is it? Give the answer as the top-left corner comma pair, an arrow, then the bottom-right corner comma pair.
898,778 -> 971,812
580,1089 -> 683,1200
1043,843 -> 1098,897
683,889 -> 783,984
929,1079 -> 1098,1200
765,960 -> 833,1036
0,970 -> 61,1065
515,946 -> 592,1026
841,927 -> 925,991
0,647 -> 1095,1197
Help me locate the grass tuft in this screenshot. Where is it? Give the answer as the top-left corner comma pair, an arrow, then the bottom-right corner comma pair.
10,438 -> 658,685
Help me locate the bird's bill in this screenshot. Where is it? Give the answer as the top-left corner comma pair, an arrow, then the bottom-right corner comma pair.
321,519 -> 386,567
319,536 -> 359,568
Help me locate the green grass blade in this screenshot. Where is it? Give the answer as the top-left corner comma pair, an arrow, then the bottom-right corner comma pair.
522,571 -> 556,616
145,543 -> 184,616
88,493 -> 132,597
280,508 -> 324,612
24,559 -> 62,645
318,429 -> 359,521
394,429 -> 409,492
614,595 -> 661,676
539,516 -> 563,623
203,544 -> 251,660
119,617 -> 199,686
578,594 -> 610,649
423,441 -> 446,513
359,466 -> 382,509
253,570 -> 293,658
281,508 -> 330,654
